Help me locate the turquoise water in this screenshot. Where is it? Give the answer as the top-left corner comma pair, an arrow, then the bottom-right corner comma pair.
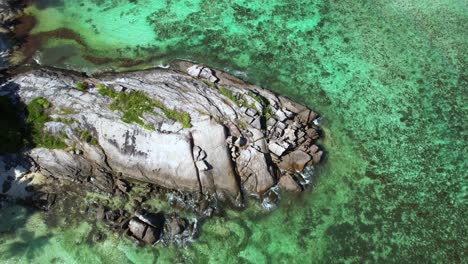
1,0 -> 467,262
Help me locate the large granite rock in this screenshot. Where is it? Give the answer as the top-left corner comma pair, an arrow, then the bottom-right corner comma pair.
0,61 -> 323,205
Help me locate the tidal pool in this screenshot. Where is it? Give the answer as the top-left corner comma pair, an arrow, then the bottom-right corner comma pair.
1,0 -> 466,263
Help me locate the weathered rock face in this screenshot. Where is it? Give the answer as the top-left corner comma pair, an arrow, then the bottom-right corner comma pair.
0,61 -> 323,206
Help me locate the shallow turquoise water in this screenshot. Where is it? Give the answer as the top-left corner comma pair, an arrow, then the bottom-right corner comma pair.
1,0 -> 467,262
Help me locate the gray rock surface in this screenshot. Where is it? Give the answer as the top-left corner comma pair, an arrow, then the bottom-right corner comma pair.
1,60 -> 323,204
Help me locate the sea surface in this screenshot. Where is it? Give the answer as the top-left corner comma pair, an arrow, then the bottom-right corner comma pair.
1,0 -> 466,263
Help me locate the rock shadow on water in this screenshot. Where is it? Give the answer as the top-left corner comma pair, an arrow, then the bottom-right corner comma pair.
1,229 -> 52,260
0,202 -> 52,261
0,83 -> 55,261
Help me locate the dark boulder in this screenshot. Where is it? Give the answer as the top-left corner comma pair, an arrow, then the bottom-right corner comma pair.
128,216 -> 163,245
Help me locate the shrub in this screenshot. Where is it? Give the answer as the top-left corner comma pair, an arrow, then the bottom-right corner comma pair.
27,98 -> 67,149
218,86 -> 240,105
247,91 -> 272,118
79,130 -> 98,145
98,84 -> 117,98
75,82 -> 89,92
102,90 -> 192,129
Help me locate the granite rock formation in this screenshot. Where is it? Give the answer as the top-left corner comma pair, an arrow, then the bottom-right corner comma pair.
0,61 -> 323,244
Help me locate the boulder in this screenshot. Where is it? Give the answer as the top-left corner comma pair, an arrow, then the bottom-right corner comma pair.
199,67 -> 219,83
245,108 -> 258,117
278,150 -> 311,172
306,127 -> 319,139
29,149 -> 93,180
129,213 -> 164,244
312,150 -> 323,164
275,109 -> 288,122
307,144 -> 319,154
187,65 -> 203,78
236,148 -> 275,195
278,97 -> 307,113
266,118 -> 277,128
113,85 -> 126,93
187,65 -> 219,83
297,109 -> 318,125
250,116 -> 261,129
276,121 -> 287,130
268,141 -> 288,157
129,218 -> 147,239
192,119 -> 240,200
142,226 -> 160,244
282,108 -> 294,118
278,175 -> 302,192
96,118 -> 200,192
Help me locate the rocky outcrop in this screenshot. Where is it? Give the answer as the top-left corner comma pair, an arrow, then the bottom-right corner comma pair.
0,0 -> 22,70
1,61 -> 323,209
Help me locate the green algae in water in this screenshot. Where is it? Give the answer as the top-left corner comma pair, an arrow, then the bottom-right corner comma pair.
3,0 -> 467,262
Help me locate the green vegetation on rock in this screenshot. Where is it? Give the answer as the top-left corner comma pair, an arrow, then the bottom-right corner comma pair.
53,117 -> 77,125
75,82 -> 89,92
57,108 -> 78,115
216,85 -> 273,120
217,85 -> 257,111
0,96 -> 68,154
27,98 -> 67,149
79,129 -> 98,145
99,86 -> 192,128
247,91 -> 273,119
97,84 -> 116,97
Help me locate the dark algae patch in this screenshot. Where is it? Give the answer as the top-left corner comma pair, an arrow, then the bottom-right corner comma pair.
2,0 -> 466,263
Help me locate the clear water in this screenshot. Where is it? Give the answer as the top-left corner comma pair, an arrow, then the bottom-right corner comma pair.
1,0 -> 467,262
